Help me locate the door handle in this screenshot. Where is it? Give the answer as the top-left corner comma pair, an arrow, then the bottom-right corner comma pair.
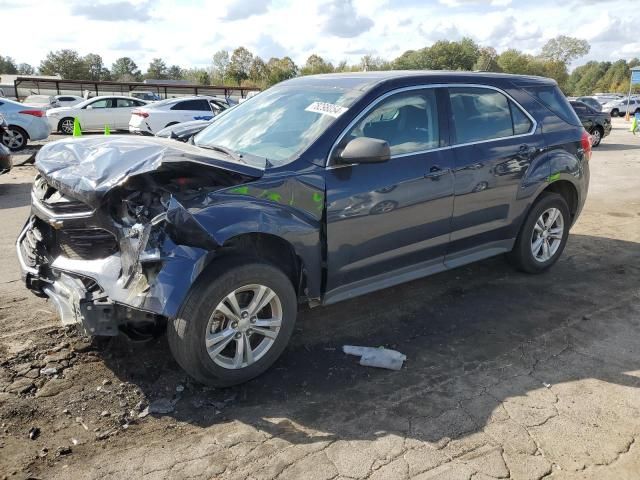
424,166 -> 449,179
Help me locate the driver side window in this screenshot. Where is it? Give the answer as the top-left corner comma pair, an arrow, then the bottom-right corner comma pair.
343,89 -> 440,157
88,99 -> 109,109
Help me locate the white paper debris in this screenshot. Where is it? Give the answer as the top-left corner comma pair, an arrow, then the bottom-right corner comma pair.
305,101 -> 348,118
343,345 -> 407,371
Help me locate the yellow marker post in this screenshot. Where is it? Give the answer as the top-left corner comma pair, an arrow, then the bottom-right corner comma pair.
104,125 -> 111,136
72,118 -> 82,137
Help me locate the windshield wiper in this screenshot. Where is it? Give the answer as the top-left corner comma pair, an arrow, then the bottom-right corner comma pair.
196,143 -> 246,164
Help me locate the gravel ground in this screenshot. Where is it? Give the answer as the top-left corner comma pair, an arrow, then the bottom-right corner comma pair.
1,121 -> 640,480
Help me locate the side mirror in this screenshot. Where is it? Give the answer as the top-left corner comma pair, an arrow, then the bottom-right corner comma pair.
338,137 -> 391,164
86,105 -> 93,110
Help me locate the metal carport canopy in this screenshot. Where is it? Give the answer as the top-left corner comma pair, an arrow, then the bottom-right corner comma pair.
13,76 -> 260,100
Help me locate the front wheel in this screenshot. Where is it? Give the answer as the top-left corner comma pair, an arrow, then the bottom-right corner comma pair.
590,127 -> 603,147
168,259 -> 298,387
58,118 -> 75,135
508,193 -> 570,274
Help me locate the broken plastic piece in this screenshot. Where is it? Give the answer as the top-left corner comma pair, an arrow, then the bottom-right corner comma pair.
343,345 -> 407,371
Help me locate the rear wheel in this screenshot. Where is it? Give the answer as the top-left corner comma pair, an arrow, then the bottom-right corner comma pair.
58,118 -> 75,135
508,193 -> 570,274
590,127 -> 603,147
1,126 -> 28,151
168,259 -> 298,387
611,109 -> 619,117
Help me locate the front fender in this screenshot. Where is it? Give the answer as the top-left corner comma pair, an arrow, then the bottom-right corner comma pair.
148,174 -> 325,317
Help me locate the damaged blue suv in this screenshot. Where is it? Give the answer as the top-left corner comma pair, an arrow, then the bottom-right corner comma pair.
17,72 -> 590,386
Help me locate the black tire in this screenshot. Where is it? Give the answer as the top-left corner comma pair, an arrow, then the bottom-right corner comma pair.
635,108 -> 640,115
58,118 -> 75,135
611,109 -> 619,117
1,125 -> 28,151
590,126 -> 604,147
167,258 -> 298,387
508,192 -> 570,274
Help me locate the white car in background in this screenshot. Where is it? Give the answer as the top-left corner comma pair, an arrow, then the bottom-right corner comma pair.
54,94 -> 84,107
129,96 -> 230,135
46,95 -> 147,134
23,95 -> 60,110
601,97 -> 640,117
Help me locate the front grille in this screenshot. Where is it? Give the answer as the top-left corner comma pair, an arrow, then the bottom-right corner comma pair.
56,229 -> 118,260
33,175 -> 92,215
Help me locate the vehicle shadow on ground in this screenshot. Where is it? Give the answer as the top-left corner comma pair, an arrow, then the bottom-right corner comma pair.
596,142 -> 639,152
0,182 -> 33,210
100,233 -> 640,447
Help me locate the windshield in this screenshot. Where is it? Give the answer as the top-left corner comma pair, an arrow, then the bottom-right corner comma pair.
193,84 -> 363,167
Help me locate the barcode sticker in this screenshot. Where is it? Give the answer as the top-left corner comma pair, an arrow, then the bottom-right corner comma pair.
305,102 -> 348,118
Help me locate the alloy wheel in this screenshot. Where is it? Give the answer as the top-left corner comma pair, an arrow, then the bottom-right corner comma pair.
591,129 -> 601,146
530,207 -> 564,262
60,119 -> 74,135
205,284 -> 282,369
1,128 -> 25,150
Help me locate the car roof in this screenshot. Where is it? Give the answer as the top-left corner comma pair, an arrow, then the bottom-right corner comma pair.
281,70 -> 557,91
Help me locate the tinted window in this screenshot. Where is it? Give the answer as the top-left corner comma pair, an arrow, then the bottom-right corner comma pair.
59,97 -> 75,101
88,99 -> 110,109
524,85 -> 581,126
171,99 -> 211,111
134,100 -> 146,106
344,89 -> 439,156
116,98 -> 136,108
449,88 -> 516,144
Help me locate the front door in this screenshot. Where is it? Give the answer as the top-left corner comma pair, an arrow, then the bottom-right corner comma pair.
324,88 -> 455,302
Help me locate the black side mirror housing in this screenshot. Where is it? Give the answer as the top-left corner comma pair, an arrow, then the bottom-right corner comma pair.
338,137 -> 391,164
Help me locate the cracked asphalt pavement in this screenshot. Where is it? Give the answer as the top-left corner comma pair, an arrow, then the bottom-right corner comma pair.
1,122 -> 640,479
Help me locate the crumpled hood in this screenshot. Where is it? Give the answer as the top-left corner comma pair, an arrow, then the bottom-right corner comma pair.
35,135 -> 264,207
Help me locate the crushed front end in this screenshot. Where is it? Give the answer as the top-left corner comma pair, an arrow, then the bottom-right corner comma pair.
17,136 -> 264,337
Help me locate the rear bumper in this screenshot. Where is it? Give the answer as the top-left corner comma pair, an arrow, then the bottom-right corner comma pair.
26,119 -> 52,141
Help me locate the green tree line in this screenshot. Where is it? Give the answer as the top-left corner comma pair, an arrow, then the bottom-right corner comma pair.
1,36 -> 638,95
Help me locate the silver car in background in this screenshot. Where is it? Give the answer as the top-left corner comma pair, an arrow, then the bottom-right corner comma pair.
0,97 -> 51,151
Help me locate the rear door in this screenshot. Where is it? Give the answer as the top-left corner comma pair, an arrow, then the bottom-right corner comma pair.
444,86 -> 543,266
324,87 -> 455,300
170,99 -> 215,122
113,98 -> 141,128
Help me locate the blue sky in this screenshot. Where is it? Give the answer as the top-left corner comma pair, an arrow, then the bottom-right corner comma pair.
1,0 -> 637,71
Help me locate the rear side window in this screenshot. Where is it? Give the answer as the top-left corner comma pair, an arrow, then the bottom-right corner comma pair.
116,99 -> 136,108
449,87 -> 532,144
171,99 -> 211,111
524,85 -> 581,126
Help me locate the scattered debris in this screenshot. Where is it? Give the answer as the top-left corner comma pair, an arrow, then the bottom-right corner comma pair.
56,446 -> 72,457
176,385 -> 185,392
343,345 -> 407,371
543,382 -> 552,388
28,426 -> 40,440
40,367 -> 58,376
102,379 -> 112,386
39,447 -> 49,458
75,417 -> 89,431
100,410 -> 110,417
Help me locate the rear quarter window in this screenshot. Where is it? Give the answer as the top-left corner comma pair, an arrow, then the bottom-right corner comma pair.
524,85 -> 582,126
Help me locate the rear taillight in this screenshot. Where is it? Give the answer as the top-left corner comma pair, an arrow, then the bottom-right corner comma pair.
19,110 -> 45,118
132,110 -> 149,118
581,130 -> 592,161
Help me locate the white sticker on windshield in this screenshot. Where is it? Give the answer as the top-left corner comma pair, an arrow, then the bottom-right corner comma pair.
305,101 -> 348,118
